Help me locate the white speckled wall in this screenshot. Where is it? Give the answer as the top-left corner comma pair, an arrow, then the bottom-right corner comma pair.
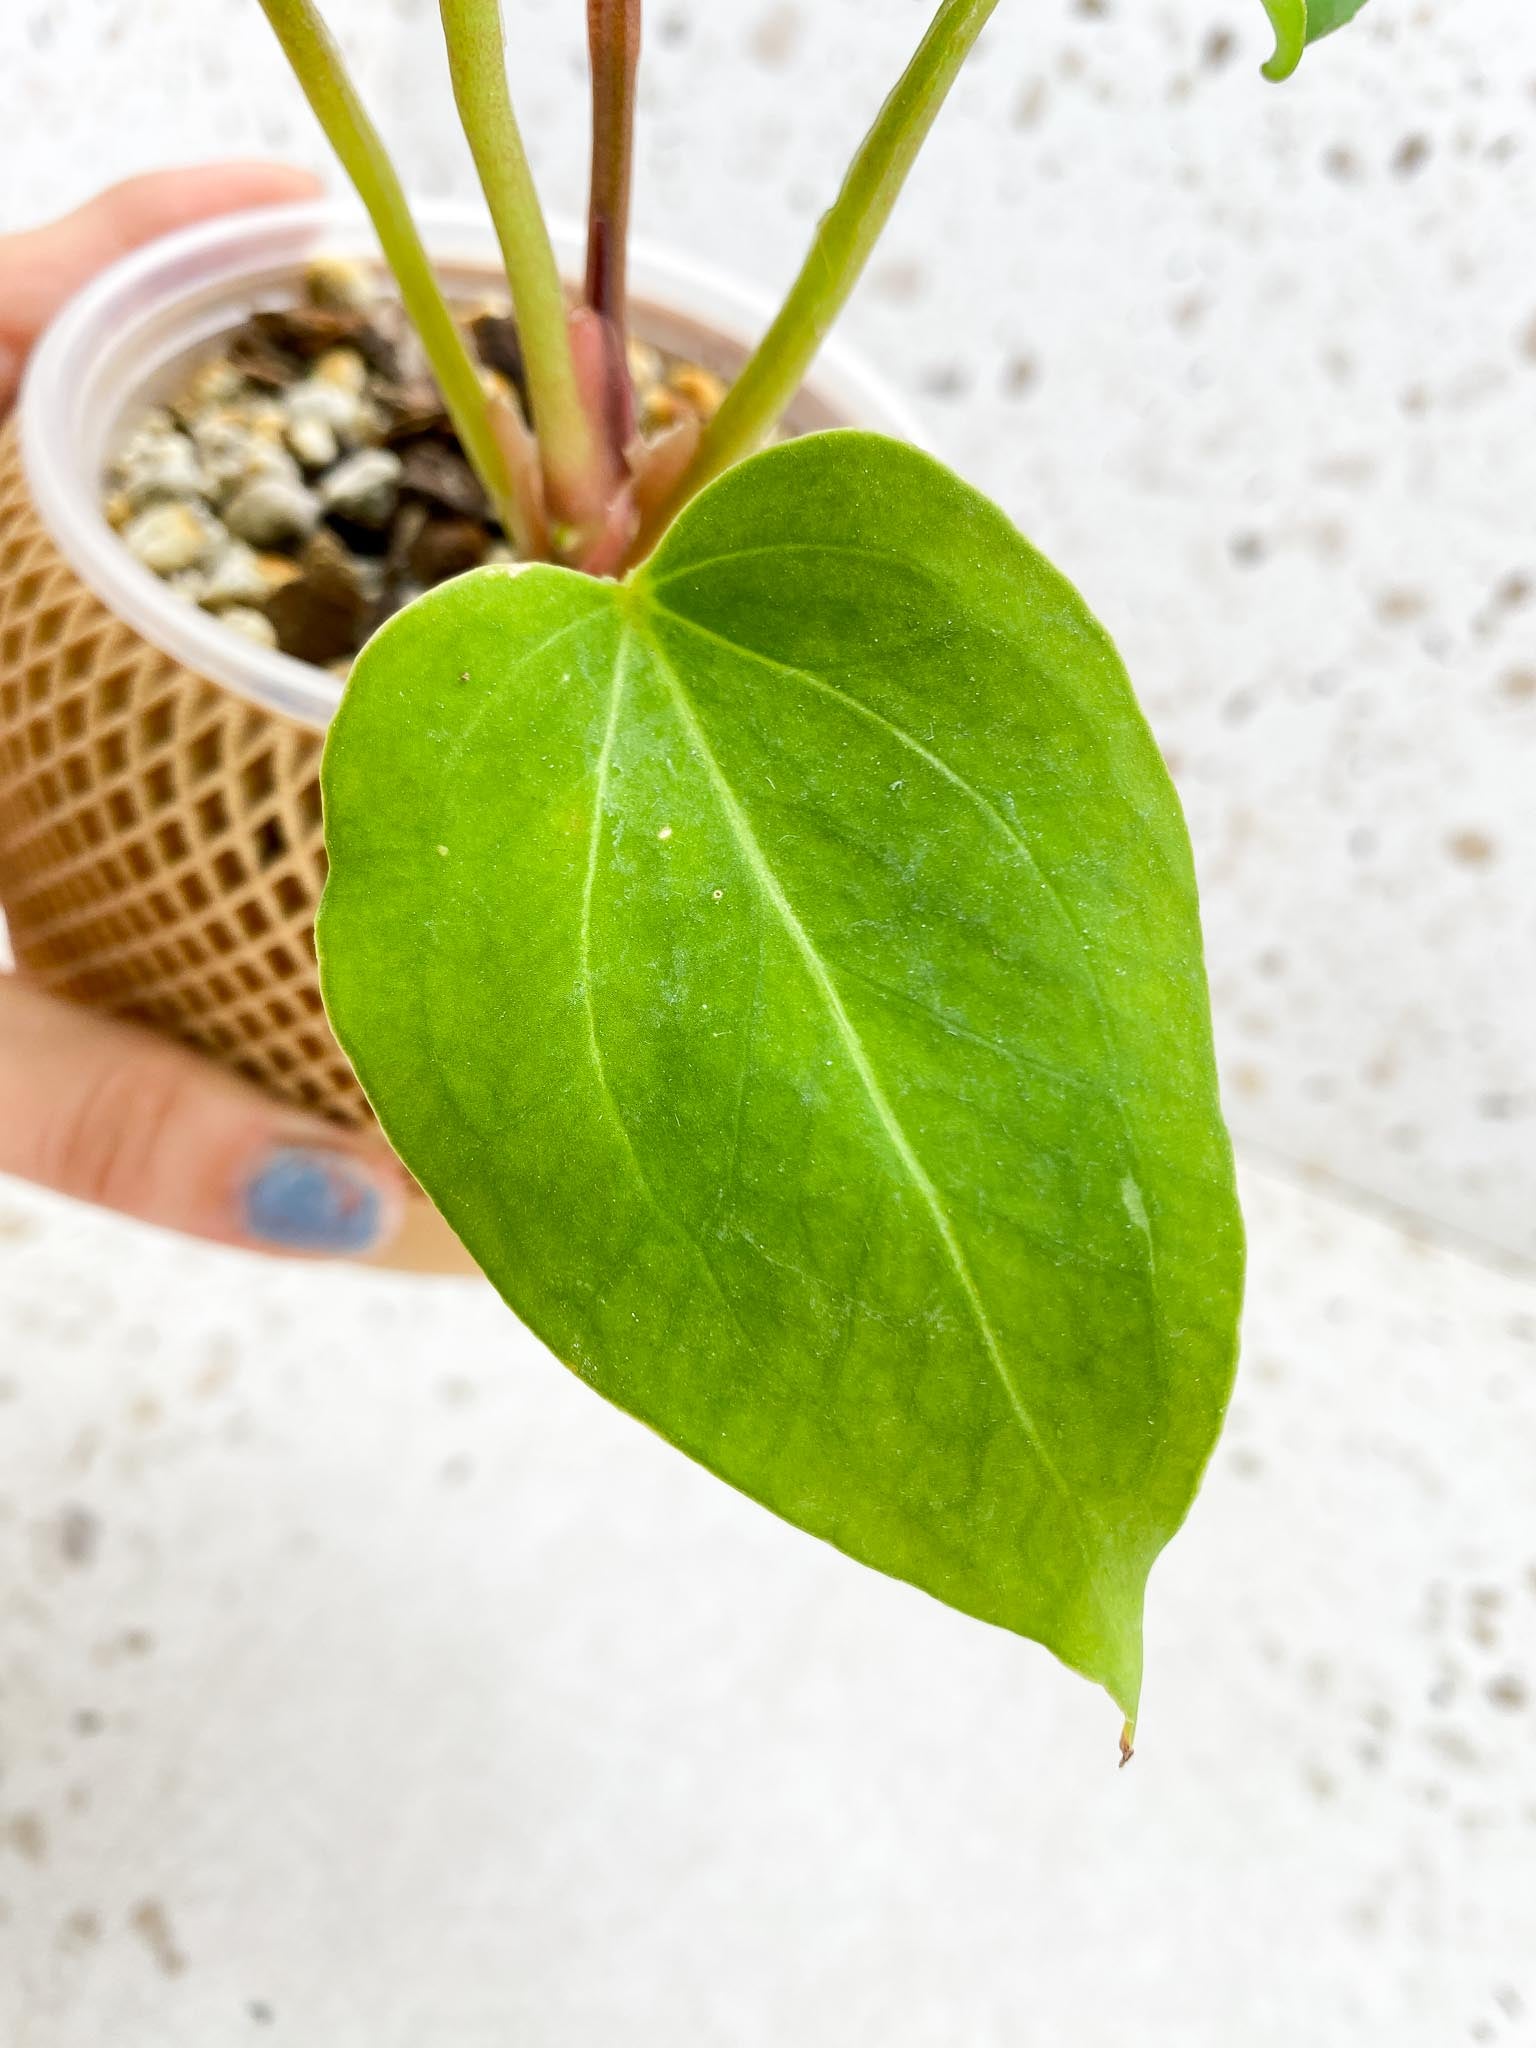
0,1165 -> 1533,2045
2,0 -> 1533,1261
2,4 -> 1534,2042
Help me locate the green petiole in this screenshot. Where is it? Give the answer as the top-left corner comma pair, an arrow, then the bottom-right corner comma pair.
254,0 -> 529,547
438,0 -> 607,527
648,0 -> 1001,538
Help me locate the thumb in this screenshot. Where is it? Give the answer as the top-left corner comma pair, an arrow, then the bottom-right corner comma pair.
0,162 -> 321,410
0,978 -> 408,1259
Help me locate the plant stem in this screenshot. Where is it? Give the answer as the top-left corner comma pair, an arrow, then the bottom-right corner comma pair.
254,0 -> 530,549
649,0 -> 1000,535
585,0 -> 640,321
585,0 -> 642,455
439,0 -> 604,524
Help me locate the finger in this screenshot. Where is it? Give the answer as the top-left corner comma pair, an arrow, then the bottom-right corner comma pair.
0,978 -> 407,1259
0,162 -> 322,408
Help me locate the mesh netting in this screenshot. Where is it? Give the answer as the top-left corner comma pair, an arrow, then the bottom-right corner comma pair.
0,417 -> 368,1127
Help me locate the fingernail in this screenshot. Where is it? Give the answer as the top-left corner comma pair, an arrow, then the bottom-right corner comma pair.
241,1146 -> 392,1254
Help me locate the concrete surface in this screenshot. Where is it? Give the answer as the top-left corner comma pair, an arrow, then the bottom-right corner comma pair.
1,0 -> 1533,2040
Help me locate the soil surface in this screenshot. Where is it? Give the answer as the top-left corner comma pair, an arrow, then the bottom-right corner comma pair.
103,256 -> 727,671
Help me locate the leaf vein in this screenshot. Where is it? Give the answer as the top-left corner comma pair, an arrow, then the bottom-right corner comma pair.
651,604 -> 1162,1295
579,628 -> 757,1350
647,538 -> 912,590
641,632 -> 1096,1556
444,597 -> 610,782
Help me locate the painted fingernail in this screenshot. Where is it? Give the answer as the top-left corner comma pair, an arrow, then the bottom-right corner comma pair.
242,1146 -> 390,1254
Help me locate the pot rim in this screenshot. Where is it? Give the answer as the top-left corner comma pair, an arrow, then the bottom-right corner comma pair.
18,199 -> 926,732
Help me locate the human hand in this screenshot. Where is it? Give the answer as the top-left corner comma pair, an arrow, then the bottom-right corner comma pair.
0,166 -> 410,1259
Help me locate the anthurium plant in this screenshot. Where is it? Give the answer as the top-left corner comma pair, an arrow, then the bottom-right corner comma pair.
254,0 -> 1371,1749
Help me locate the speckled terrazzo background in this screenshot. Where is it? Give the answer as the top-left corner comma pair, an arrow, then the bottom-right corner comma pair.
1,1 -> 1534,2042
1,1165 -> 1534,2045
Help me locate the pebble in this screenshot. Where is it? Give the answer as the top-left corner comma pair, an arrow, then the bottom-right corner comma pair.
257,551 -> 304,599
198,538 -> 290,610
408,515 -> 489,584
172,355 -> 245,421
114,430 -> 208,513
319,448 -> 402,528
304,255 -> 376,316
313,347 -> 369,395
192,411 -> 299,504
224,474 -> 321,549
360,299 -> 427,387
166,567 -> 209,605
111,409 -> 177,467
627,338 -> 663,390
471,314 -> 526,397
227,326 -> 307,390
216,606 -> 280,649
266,529 -> 372,665
286,410 -> 339,472
192,400 -> 286,448
291,378 -> 355,427
399,440 -> 486,520
198,539 -> 262,610
121,501 -> 224,576
641,385 -> 687,432
669,365 -> 728,420
284,377 -> 371,458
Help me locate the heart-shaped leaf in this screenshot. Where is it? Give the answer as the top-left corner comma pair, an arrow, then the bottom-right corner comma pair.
318,432 -> 1244,1729
1260,0 -> 1372,80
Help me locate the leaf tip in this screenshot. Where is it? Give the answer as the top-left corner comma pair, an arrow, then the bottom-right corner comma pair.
1259,0 -> 1305,80
1260,29 -> 1303,81
1118,1719 -> 1136,1769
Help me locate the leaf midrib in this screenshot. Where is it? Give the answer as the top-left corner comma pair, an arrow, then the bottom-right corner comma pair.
646,606 -> 1151,1160
633,623 -> 1099,1572
576,626 -> 758,1352
646,599 -> 1168,1325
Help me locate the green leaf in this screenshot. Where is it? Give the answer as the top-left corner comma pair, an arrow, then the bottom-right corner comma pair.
1305,0 -> 1373,40
1260,0 -> 1371,80
318,432 -> 1244,1729
1261,0 -> 1306,81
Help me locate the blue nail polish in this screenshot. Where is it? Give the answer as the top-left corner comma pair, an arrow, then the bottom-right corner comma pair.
242,1148 -> 385,1253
